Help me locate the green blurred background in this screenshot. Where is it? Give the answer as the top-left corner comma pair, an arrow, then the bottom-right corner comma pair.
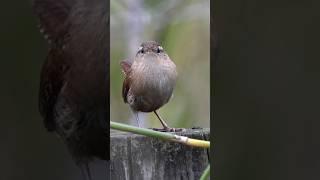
110,0 -> 210,128
0,0 -> 209,179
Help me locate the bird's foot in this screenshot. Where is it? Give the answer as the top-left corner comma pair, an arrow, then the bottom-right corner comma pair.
151,127 -> 185,132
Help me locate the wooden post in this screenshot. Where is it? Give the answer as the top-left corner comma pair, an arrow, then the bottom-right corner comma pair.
110,128 -> 210,180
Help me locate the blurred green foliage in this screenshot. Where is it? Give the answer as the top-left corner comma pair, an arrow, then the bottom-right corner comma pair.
110,0 -> 210,128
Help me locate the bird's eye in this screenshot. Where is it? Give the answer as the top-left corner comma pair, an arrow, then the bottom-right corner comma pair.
138,46 -> 144,54
157,46 -> 163,53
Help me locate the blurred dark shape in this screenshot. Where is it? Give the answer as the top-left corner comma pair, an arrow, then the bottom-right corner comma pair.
33,0 -> 109,179
121,41 -> 180,132
213,0 -> 320,179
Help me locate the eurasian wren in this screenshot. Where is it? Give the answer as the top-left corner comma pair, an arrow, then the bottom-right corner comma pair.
121,41 -> 181,132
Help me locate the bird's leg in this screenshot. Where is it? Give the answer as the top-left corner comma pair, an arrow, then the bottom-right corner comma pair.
154,110 -> 169,128
153,110 -> 183,132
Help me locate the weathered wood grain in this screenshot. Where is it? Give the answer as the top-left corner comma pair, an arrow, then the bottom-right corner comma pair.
110,128 -> 210,180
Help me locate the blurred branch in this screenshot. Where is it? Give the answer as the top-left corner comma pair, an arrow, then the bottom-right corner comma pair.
152,0 -> 210,32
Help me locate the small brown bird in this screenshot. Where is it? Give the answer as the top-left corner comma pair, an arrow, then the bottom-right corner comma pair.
120,41 -> 181,132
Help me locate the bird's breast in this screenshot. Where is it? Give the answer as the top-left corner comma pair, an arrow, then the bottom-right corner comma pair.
128,61 -> 177,112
